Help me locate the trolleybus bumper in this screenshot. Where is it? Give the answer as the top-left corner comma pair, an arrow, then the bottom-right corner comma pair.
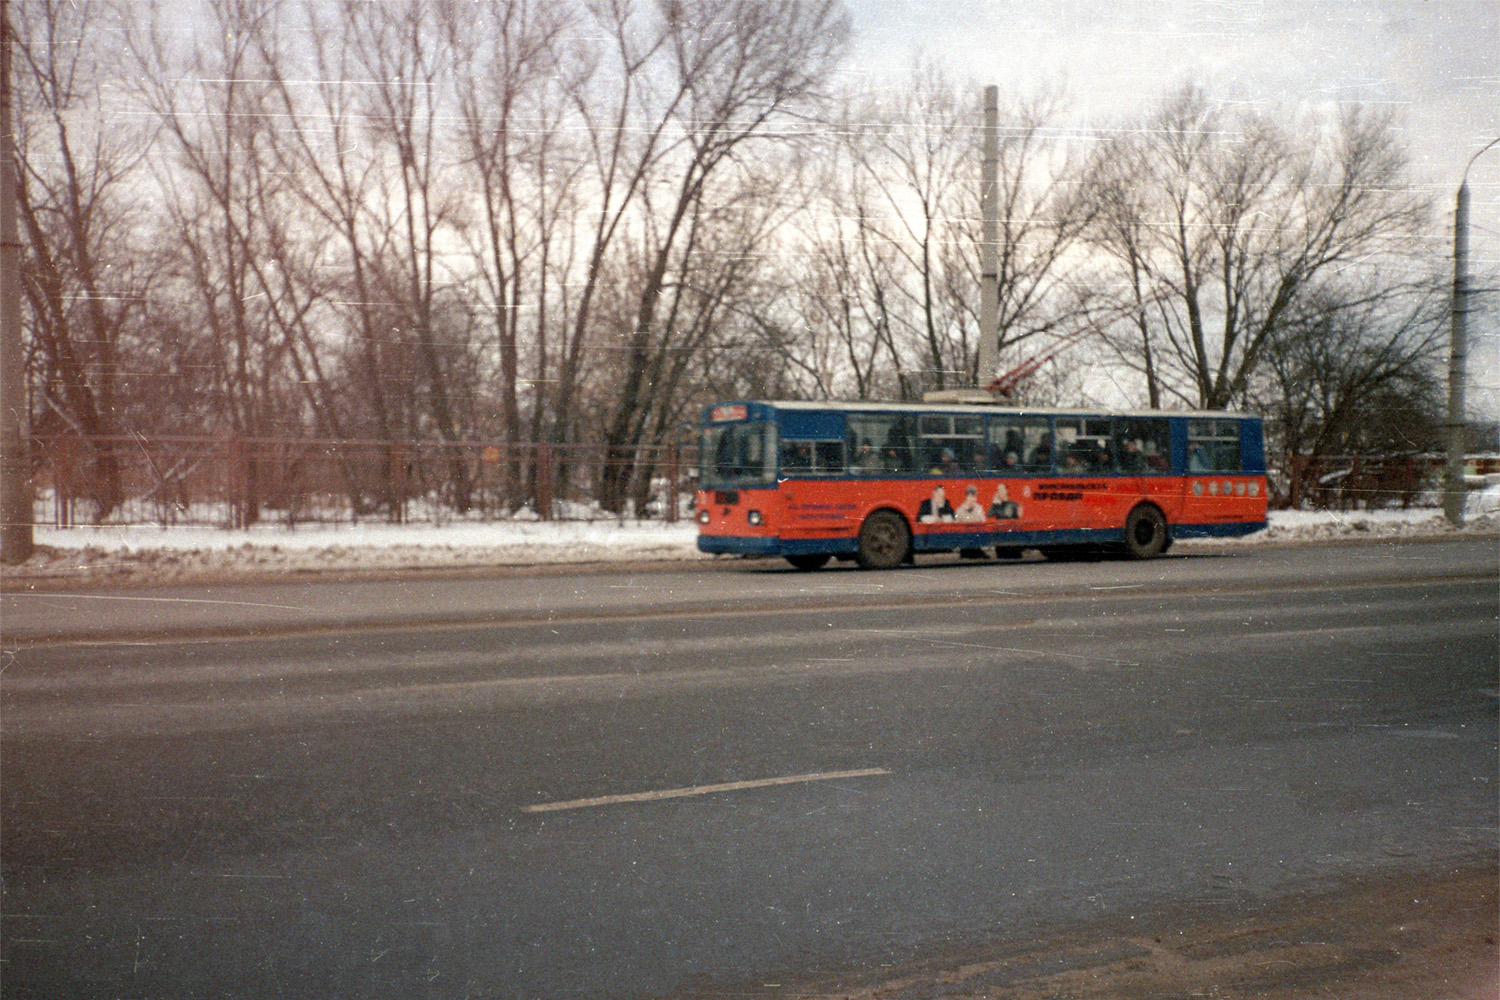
697,535 -> 859,557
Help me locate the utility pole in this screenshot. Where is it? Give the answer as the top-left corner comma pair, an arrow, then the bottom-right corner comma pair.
0,0 -> 32,565
1445,138 -> 1499,528
974,84 -> 999,389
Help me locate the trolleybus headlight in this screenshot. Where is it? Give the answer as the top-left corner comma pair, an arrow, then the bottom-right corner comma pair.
747,510 -> 762,526
698,509 -> 711,525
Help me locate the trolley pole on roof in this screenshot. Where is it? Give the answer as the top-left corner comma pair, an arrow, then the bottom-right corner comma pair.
975,84 -> 1000,390
0,0 -> 33,565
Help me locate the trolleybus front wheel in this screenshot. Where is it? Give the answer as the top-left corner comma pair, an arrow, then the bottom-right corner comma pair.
1122,504 -> 1168,559
856,510 -> 910,569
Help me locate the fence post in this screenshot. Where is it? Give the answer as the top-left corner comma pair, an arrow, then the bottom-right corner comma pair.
665,441 -> 678,523
227,435 -> 248,529
535,442 -> 554,521
388,442 -> 407,524
53,435 -> 74,527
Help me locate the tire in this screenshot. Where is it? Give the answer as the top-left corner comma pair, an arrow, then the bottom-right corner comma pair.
856,510 -> 910,569
1122,504 -> 1168,559
786,553 -> 831,571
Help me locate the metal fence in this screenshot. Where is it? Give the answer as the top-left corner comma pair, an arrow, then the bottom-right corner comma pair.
1277,453 -> 1500,511
26,434 -> 1497,528
31,435 -> 695,528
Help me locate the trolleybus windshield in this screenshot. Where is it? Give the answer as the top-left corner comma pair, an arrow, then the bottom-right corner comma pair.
701,420 -> 776,487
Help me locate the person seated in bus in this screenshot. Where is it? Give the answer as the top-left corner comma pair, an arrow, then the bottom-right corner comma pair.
954,484 -> 985,522
1187,441 -> 1210,472
929,447 -> 961,476
1029,434 -> 1052,469
781,441 -> 813,474
850,442 -> 878,474
1118,438 -> 1147,472
1059,448 -> 1086,473
987,483 -> 1020,519
918,485 -> 955,523
1144,441 -> 1170,471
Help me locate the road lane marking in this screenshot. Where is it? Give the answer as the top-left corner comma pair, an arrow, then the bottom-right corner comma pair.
522,767 -> 890,814
4,592 -> 310,611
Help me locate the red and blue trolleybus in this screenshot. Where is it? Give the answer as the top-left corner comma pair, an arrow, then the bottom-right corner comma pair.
695,400 -> 1268,569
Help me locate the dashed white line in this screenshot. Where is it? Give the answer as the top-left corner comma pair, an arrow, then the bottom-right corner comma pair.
522,767 -> 890,814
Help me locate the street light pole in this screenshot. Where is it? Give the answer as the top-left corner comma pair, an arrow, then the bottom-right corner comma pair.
0,0 -> 32,565
1445,137 -> 1499,527
975,84 -> 999,389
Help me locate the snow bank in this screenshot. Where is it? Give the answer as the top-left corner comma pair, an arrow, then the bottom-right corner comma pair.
6,488 -> 1496,588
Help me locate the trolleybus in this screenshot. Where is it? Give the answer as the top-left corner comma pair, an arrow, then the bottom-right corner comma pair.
695,400 -> 1267,569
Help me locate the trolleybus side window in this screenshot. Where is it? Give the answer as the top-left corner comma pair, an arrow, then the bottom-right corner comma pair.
917,414 -> 983,474
778,438 -> 845,477
847,414 -> 918,474
1114,417 -> 1171,473
985,416 -> 1050,474
1054,417 -> 1114,473
1187,419 -> 1243,472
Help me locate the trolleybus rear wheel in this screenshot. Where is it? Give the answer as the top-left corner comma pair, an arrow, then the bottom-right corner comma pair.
1123,504 -> 1168,559
856,510 -> 910,569
786,553 -> 831,571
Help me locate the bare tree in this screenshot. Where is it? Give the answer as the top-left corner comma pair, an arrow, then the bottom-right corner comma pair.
131,0 -> 328,523
833,70 -> 1089,393
840,66 -> 972,391
752,141 -> 911,401
1256,272 -> 1447,466
336,0 -> 478,510
445,0 -> 573,508
14,0 -> 152,518
585,0 -> 851,512
1081,85 -> 1432,410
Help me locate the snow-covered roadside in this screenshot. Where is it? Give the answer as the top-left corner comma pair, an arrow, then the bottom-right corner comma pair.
5,488 -> 1497,589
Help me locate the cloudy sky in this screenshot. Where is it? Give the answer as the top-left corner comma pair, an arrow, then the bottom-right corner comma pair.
842,0 -> 1499,413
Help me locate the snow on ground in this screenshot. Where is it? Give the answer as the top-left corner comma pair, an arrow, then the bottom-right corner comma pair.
4,487 -> 1497,589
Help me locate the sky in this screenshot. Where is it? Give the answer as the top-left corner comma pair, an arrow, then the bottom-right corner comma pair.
841,0 -> 1500,415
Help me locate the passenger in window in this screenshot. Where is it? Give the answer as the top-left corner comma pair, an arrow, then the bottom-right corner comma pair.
851,442 -> 878,473
954,484 -> 985,522
918,485 -> 955,523
930,448 -> 961,476
1187,441 -> 1210,472
1119,439 -> 1147,472
782,442 -> 812,472
1030,434 -> 1052,468
988,483 -> 1020,519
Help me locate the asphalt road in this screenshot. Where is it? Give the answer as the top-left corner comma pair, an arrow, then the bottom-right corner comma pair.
2,539 -> 1496,999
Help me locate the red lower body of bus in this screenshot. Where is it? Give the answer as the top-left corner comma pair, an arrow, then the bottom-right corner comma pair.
696,474 -> 1267,559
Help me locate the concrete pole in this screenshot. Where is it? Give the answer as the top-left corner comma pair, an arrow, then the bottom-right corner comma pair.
974,84 -> 999,388
1445,138 -> 1499,527
0,0 -> 33,564
1443,180 -> 1469,527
